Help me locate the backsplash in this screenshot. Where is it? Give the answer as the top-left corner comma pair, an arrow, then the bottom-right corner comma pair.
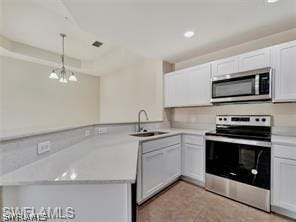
170,102 -> 296,135
0,122 -> 165,176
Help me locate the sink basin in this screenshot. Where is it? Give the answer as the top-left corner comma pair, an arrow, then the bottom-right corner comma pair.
130,131 -> 169,137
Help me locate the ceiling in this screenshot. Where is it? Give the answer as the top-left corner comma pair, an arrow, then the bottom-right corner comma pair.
1,0 -> 296,74
1,0 -> 114,61
62,0 -> 296,63
0,0 -> 141,75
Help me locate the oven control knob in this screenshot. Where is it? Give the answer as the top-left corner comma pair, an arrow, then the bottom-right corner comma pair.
255,118 -> 260,122
219,118 -> 222,121
223,118 -> 227,121
262,118 -> 266,122
251,169 -> 258,175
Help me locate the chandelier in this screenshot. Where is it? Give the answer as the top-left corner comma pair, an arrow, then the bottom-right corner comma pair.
49,33 -> 77,83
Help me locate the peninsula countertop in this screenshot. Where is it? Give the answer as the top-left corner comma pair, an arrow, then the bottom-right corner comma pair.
0,128 -> 208,186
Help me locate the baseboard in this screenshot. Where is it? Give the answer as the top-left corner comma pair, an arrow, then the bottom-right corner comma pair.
180,176 -> 205,188
137,175 -> 296,220
271,205 -> 296,220
137,177 -> 180,205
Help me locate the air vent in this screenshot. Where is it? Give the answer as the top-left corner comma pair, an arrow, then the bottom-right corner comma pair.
92,41 -> 103,48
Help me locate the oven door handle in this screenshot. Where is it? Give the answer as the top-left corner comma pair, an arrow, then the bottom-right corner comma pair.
205,136 -> 271,147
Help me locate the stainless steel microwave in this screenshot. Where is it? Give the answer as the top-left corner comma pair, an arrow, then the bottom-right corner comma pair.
211,67 -> 272,103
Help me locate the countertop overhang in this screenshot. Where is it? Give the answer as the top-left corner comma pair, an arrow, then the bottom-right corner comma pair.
0,129 -> 207,186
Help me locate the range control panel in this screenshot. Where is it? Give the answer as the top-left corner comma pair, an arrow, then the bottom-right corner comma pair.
216,115 -> 271,127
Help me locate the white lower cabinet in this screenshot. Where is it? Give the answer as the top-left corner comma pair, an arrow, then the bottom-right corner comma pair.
182,135 -> 205,183
272,142 -> 296,218
273,157 -> 296,213
165,144 -> 181,183
183,143 -> 204,182
140,136 -> 181,202
142,149 -> 165,199
139,134 -> 205,204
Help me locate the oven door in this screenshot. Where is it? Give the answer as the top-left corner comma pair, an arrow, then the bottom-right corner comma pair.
205,136 -> 271,190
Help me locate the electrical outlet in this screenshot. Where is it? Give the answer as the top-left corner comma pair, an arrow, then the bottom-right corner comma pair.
99,128 -> 107,134
95,127 -> 108,134
37,141 -> 51,155
85,130 -> 91,137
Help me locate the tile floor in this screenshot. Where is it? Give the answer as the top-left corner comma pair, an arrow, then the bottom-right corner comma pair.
138,181 -> 293,222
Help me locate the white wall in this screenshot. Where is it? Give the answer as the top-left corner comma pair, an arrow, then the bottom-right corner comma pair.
175,28 -> 296,70
99,58 -> 163,123
0,56 -> 100,137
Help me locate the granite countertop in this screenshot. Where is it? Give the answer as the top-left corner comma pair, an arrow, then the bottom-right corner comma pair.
0,128 -> 208,186
271,134 -> 296,146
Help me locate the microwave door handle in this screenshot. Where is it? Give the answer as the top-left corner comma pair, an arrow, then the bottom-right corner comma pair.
255,75 -> 260,95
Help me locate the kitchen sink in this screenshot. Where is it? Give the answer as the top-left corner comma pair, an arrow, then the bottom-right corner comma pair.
130,131 -> 169,137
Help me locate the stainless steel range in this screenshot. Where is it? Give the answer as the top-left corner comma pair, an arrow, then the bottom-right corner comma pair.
205,115 -> 271,212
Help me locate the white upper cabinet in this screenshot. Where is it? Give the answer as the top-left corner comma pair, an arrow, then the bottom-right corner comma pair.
271,40 -> 296,102
164,73 -> 175,108
239,48 -> 271,72
211,56 -> 239,77
165,40 -> 296,107
212,48 -> 271,77
164,72 -> 188,107
164,63 -> 211,108
187,64 -> 211,106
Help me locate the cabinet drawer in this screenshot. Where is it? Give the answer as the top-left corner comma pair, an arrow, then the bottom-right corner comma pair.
142,135 -> 181,154
183,135 -> 204,146
273,144 -> 296,160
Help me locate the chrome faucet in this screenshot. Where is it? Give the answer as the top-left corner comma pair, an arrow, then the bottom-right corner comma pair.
137,109 -> 149,132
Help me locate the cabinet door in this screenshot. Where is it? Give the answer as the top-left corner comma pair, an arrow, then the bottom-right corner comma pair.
142,149 -> 165,199
272,40 -> 296,102
174,71 -> 189,106
272,157 -> 296,212
239,48 -> 270,72
187,64 -> 212,106
164,72 -> 188,107
183,143 -> 204,182
164,74 -> 174,107
164,144 -> 181,183
211,56 -> 239,77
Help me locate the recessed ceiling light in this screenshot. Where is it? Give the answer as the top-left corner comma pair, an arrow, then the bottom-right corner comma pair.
184,31 -> 195,38
266,0 -> 279,3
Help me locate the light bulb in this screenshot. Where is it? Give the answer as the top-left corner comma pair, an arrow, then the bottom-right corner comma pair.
266,0 -> 279,3
184,31 -> 195,38
69,73 -> 77,82
59,77 -> 67,83
49,70 -> 59,79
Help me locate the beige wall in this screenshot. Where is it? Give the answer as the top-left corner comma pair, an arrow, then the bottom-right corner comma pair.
172,28 -> 296,128
175,28 -> 296,70
99,58 -> 163,123
172,103 -> 296,128
0,56 -> 100,137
